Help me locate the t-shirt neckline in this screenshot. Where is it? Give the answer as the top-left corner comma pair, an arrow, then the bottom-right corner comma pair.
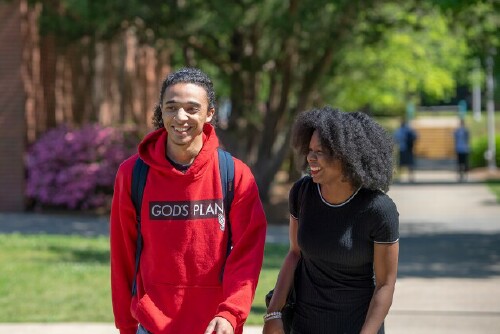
316,183 -> 362,207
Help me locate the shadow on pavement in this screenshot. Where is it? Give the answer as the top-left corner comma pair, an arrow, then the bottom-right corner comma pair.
398,232 -> 500,279
0,213 -> 109,236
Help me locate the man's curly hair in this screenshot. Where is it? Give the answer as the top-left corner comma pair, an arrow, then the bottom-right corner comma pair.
152,67 -> 217,129
291,106 -> 394,192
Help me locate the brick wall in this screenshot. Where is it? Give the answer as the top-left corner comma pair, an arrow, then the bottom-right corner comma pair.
0,1 -> 26,211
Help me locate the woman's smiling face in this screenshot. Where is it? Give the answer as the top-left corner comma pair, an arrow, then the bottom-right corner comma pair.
307,130 -> 344,184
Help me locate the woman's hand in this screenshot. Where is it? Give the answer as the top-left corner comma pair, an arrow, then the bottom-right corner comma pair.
262,318 -> 285,334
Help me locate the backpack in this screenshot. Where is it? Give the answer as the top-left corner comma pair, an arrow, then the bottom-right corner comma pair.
130,148 -> 235,295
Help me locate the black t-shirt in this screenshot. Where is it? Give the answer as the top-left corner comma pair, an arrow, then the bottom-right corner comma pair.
166,156 -> 191,172
289,176 -> 399,334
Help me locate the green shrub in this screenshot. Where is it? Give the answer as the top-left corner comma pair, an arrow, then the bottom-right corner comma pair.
470,134 -> 500,168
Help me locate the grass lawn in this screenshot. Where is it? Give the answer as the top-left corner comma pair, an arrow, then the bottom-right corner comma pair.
486,179 -> 500,202
0,234 -> 112,322
0,233 -> 287,325
248,243 -> 288,324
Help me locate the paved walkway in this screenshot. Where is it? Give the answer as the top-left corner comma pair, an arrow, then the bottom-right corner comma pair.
384,171 -> 500,334
1,170 -> 500,333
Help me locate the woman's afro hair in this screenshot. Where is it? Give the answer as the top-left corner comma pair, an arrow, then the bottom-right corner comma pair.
291,106 -> 394,192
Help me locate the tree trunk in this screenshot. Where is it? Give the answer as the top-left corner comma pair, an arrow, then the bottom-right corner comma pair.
40,33 -> 57,131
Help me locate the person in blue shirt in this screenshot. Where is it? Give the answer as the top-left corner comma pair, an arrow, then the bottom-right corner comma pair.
453,118 -> 470,182
394,119 -> 417,182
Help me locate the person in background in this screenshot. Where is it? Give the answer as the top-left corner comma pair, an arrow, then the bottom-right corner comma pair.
110,67 -> 267,334
263,106 -> 399,334
394,119 -> 417,182
454,118 -> 470,182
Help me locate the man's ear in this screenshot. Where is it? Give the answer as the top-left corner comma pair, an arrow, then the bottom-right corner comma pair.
206,107 -> 215,122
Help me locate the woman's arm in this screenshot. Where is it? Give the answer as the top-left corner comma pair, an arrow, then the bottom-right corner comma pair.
360,242 -> 399,334
262,215 -> 301,334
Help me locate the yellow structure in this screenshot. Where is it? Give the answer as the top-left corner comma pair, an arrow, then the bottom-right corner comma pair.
411,117 -> 460,159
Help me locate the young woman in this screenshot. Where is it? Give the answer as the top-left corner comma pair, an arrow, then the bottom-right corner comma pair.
264,106 -> 399,334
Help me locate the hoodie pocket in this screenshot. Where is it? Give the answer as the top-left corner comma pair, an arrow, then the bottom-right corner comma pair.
132,293 -> 170,332
134,283 -> 223,333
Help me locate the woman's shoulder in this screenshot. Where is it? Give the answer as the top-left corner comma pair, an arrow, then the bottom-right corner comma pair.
289,175 -> 312,204
358,189 -> 399,229
360,188 -> 397,211
294,174 -> 312,186
290,175 -> 312,194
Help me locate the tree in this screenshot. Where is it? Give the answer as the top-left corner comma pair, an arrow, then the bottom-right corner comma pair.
328,2 -> 468,113
134,0 -> 388,201
24,0 -> 165,136
436,0 -> 499,97
28,0 -> 478,202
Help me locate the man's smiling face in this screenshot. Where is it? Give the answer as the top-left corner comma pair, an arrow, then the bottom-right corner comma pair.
161,83 -> 214,147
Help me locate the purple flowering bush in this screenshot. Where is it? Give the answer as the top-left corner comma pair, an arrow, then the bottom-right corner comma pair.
26,124 -> 137,210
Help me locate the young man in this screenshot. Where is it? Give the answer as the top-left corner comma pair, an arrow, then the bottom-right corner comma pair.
394,119 -> 418,182
110,67 -> 267,334
454,118 -> 470,182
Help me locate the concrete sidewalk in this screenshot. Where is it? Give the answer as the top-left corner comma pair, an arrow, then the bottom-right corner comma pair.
0,323 -> 263,334
383,171 -> 500,334
1,170 -> 500,333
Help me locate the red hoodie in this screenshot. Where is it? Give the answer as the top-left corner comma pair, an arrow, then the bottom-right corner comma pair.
110,124 -> 267,334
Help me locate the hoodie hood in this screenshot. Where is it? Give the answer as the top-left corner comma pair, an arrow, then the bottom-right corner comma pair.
138,123 -> 220,179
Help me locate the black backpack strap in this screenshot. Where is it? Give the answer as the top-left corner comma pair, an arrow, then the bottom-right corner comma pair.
130,151 -> 233,289
217,148 -> 235,281
130,157 -> 149,296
